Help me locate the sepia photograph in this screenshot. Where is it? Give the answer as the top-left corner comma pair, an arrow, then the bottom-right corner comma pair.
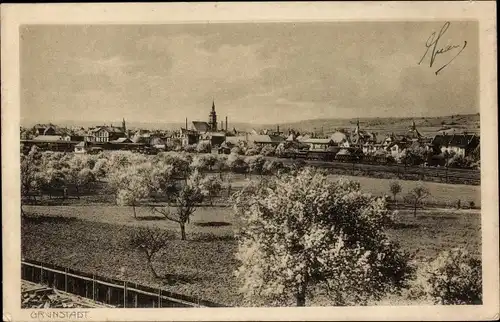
2,2 -> 498,321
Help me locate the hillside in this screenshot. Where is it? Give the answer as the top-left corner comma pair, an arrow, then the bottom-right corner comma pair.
22,114 -> 480,136
273,114 -> 480,136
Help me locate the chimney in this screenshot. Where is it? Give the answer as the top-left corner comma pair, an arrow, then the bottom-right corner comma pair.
277,125 -> 280,134
225,116 -> 228,132
185,118 -> 188,130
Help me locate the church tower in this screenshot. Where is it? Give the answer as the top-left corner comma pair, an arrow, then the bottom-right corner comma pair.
208,100 -> 217,131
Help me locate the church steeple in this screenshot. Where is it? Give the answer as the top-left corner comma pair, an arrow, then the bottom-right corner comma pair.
208,100 -> 217,132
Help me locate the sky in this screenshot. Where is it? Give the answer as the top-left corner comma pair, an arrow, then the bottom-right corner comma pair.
20,22 -> 479,125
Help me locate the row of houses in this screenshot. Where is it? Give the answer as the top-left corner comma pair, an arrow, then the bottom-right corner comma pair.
24,102 -> 479,158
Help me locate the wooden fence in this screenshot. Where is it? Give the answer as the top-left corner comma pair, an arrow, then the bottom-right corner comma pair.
21,259 -> 226,308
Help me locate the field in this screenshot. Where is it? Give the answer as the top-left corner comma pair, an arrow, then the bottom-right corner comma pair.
22,204 -> 481,306
28,172 -> 481,210
223,173 -> 481,208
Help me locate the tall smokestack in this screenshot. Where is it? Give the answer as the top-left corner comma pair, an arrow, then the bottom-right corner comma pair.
185,117 -> 188,130
221,121 -> 224,130
225,116 -> 228,132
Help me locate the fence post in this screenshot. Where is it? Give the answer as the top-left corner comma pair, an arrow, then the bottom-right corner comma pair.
40,263 -> 44,285
134,283 -> 138,308
31,263 -> 35,282
158,288 -> 162,308
92,275 -> 96,300
445,167 -> 448,183
64,268 -> 68,292
123,281 -> 127,308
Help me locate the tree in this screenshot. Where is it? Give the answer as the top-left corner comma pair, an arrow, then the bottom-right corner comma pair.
404,184 -> 430,217
260,145 -> 276,156
190,154 -> 217,172
263,159 -> 285,175
20,146 -> 41,214
389,181 -> 402,204
111,164 -> 152,218
232,168 -> 414,307
410,248 -> 482,305
200,175 -> 222,206
128,227 -> 171,278
226,153 -> 248,175
152,170 -> 205,240
159,152 -> 192,180
245,155 -> 266,176
196,141 -> 212,153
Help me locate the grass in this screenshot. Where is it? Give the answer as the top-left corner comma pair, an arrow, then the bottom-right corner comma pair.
229,173 -> 480,208
21,206 -> 480,306
22,216 -> 240,306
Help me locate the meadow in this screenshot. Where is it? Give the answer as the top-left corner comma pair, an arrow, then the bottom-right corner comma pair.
22,205 -> 481,306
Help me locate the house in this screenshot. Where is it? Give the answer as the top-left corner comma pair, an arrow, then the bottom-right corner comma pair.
33,124 -> 57,136
32,135 -> 64,142
110,137 -> 133,144
190,121 -> 211,133
179,128 -> 200,147
387,142 -> 404,158
150,137 -> 166,149
302,138 -> 335,151
296,134 -> 311,142
350,120 -> 377,146
201,132 -> 226,147
330,131 -> 348,144
132,130 -> 151,144
74,141 -> 91,154
362,142 -> 384,155
225,136 -> 247,146
247,134 -> 284,147
431,133 -> 480,157
407,120 -> 423,141
91,126 -> 126,143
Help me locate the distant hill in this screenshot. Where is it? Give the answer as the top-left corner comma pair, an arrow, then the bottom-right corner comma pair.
22,113 -> 480,136
272,114 -> 481,137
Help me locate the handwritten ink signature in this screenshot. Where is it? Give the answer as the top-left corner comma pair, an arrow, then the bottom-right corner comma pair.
418,21 -> 467,75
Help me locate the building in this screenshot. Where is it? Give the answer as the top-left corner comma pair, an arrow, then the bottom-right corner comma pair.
208,100 -> 217,132
302,138 -> 336,151
33,124 -> 57,136
74,141 -> 91,154
350,120 -> 377,147
179,100 -> 230,147
408,120 -> 423,141
431,133 -> 480,157
247,134 -> 284,147
90,125 -> 127,143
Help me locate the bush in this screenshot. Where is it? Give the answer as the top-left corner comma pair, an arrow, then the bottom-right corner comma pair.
260,145 -> 276,156
231,146 -> 243,155
183,144 -> 197,153
244,147 -> 260,156
409,248 -> 482,305
196,141 -> 212,153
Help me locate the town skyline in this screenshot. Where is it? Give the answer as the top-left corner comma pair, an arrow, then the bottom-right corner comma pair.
21,22 -> 478,125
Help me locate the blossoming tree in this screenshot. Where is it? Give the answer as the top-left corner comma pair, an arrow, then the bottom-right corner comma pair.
232,167 -> 414,306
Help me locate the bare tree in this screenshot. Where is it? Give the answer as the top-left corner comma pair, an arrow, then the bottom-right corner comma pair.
128,227 -> 171,278
152,171 -> 205,240
404,185 -> 430,217
389,181 -> 402,204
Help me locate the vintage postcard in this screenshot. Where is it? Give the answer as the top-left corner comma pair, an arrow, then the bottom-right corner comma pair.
2,2 -> 498,321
